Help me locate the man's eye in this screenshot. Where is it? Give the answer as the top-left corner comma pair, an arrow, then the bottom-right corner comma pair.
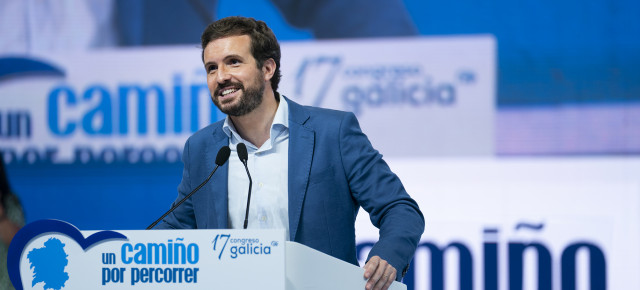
207,65 -> 217,72
230,59 -> 240,65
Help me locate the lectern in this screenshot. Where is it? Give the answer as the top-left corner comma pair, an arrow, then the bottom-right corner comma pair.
9,220 -> 406,289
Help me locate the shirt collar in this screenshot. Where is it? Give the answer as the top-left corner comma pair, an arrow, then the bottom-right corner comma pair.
222,96 -> 289,150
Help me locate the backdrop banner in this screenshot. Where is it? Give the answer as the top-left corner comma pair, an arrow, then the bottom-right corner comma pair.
0,36 -> 495,165
355,157 -> 640,290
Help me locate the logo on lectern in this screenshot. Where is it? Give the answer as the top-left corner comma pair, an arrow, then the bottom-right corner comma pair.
26,238 -> 70,290
211,234 -> 278,260
7,220 -> 127,290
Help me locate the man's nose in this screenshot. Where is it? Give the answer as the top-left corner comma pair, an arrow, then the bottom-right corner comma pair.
216,66 -> 231,83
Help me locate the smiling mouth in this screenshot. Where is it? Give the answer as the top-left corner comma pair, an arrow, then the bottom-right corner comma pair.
221,88 -> 238,96
216,81 -> 243,98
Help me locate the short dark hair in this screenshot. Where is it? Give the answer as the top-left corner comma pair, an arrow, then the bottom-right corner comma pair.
201,16 -> 281,94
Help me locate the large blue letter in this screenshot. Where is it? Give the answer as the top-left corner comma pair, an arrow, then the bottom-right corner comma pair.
404,241 -> 473,290
48,86 -> 76,136
189,83 -> 208,132
484,229 -> 499,290
121,243 -> 133,264
508,242 -> 552,290
561,242 -> 606,290
82,85 -> 113,135
118,84 -> 166,135
173,74 -> 183,133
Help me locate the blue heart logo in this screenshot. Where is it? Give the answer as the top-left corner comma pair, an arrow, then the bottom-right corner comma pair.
7,220 -> 127,290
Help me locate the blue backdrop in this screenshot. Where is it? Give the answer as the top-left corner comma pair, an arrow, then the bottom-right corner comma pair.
3,0 -> 639,230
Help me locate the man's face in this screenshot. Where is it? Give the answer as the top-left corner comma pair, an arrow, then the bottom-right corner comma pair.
203,35 -> 266,116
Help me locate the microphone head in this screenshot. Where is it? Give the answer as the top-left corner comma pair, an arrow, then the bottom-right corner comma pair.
237,143 -> 248,163
215,146 -> 231,166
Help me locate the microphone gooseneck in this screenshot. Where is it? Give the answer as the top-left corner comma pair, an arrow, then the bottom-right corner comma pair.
237,143 -> 253,229
146,146 -> 230,229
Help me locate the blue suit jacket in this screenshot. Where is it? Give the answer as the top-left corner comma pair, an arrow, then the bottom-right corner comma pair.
158,97 -> 424,278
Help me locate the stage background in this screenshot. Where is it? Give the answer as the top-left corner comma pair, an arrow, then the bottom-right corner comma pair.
1,0 -> 639,289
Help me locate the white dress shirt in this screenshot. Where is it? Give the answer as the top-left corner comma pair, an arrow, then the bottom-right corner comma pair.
223,99 -> 290,239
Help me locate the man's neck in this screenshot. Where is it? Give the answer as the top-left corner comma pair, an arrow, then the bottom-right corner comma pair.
229,91 -> 279,148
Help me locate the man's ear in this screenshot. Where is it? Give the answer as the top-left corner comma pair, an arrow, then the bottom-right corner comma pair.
262,58 -> 276,81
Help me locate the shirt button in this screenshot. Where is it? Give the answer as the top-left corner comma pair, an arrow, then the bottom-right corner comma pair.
260,216 -> 267,221
259,182 -> 264,188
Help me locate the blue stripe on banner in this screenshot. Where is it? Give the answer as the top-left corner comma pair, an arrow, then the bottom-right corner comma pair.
0,57 -> 65,81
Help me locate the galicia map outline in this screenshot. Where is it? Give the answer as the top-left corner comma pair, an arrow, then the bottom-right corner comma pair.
27,238 -> 70,290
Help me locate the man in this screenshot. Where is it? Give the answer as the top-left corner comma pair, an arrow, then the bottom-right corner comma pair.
157,16 -> 424,290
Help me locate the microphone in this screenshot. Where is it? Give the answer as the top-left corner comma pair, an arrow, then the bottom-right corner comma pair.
146,146 -> 231,229
237,143 -> 253,229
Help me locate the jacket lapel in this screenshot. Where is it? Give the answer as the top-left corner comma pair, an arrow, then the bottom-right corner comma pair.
286,97 -> 314,241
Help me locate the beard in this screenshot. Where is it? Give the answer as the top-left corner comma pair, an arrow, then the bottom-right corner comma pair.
212,74 -> 265,117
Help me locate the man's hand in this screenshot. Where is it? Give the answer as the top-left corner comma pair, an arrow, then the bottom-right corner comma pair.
363,256 -> 396,290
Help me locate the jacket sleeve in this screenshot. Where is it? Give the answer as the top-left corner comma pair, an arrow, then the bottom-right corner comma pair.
338,112 -> 425,280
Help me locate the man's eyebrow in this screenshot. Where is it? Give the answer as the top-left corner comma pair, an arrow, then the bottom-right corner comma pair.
223,54 -> 243,61
204,54 -> 244,68
205,54 -> 244,63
